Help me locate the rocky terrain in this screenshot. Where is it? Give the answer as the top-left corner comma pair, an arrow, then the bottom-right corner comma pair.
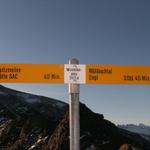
0,85 -> 150,150
0,85 -> 66,150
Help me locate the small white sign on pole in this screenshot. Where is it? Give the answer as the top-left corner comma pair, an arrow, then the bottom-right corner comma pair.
64,64 -> 86,84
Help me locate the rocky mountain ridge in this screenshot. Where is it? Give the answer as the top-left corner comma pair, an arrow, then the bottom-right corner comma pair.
0,85 -> 66,150
0,85 -> 150,150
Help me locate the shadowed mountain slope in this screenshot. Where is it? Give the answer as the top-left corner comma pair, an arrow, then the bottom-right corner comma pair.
0,85 -> 150,150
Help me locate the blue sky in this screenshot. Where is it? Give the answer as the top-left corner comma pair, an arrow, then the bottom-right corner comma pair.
0,0 -> 150,125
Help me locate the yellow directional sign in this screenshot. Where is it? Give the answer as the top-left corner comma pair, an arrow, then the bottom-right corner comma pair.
0,64 -> 64,83
86,65 -> 150,84
1,64 -> 150,84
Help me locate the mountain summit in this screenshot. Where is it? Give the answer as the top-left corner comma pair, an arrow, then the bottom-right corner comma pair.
0,85 -> 150,150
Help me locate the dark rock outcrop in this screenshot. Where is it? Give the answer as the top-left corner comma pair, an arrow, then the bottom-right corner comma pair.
43,104 -> 150,150
0,85 -> 66,150
0,85 -> 150,150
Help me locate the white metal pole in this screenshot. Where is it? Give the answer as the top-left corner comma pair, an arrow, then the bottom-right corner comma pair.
69,58 -> 80,150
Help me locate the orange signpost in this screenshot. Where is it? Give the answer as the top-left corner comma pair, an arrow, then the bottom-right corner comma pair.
86,65 -> 150,84
1,64 -> 150,84
0,64 -> 64,83
1,61 -> 150,150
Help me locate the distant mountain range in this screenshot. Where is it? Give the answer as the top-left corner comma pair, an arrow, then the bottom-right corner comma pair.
118,124 -> 150,142
0,85 -> 150,150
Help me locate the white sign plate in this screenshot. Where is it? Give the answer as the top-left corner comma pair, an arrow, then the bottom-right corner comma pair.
64,64 -> 85,84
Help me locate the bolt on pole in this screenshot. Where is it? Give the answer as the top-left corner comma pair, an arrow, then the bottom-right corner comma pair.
69,58 -> 80,150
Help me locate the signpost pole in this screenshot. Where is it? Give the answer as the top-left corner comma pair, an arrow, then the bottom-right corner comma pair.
69,58 -> 80,150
